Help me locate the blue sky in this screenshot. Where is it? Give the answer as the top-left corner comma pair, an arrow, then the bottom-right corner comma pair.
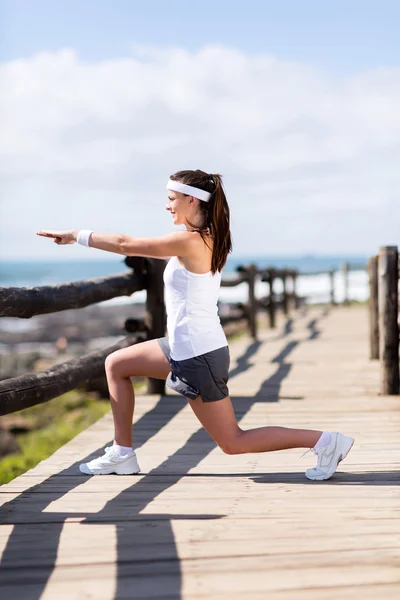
1,1 -> 399,259
2,0 -> 399,72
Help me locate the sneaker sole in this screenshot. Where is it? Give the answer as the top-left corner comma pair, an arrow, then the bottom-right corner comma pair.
306,436 -> 354,481
79,458 -> 140,476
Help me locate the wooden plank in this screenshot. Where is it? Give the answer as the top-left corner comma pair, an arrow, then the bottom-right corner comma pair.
0,557 -> 399,597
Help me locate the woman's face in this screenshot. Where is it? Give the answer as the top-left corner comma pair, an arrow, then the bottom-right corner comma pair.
166,191 -> 194,227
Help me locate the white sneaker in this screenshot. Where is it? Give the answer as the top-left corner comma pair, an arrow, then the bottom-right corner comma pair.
79,446 -> 140,475
305,432 -> 354,481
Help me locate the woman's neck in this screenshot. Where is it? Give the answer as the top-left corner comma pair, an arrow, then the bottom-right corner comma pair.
185,226 -> 211,235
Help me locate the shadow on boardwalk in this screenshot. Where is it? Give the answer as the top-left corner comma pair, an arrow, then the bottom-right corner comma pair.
1,307 -> 381,599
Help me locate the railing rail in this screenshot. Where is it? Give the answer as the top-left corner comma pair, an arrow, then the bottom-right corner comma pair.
0,335 -> 140,415
0,272 -> 145,319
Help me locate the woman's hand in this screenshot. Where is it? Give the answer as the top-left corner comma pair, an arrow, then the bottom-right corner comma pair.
36,229 -> 78,245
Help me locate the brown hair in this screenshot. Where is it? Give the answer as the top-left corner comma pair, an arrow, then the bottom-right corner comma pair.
169,169 -> 232,274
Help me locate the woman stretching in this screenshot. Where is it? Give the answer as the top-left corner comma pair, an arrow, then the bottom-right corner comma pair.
37,169 -> 354,480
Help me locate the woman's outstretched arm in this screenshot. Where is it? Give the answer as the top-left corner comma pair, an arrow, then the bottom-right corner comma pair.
36,229 -> 194,258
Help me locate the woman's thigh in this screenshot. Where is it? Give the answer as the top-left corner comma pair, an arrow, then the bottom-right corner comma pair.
105,338 -> 170,380
187,395 -> 241,449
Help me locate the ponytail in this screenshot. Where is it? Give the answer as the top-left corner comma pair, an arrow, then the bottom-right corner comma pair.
169,169 -> 232,274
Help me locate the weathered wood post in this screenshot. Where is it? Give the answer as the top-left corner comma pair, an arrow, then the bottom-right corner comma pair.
378,246 -> 399,395
282,271 -> 289,316
267,268 -> 276,328
144,258 -> 167,394
342,261 -> 349,305
368,255 -> 379,360
291,271 -> 299,310
329,270 -> 335,305
247,264 -> 258,340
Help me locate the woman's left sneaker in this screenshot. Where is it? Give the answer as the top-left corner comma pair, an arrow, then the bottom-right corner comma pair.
79,446 -> 140,475
305,432 -> 354,481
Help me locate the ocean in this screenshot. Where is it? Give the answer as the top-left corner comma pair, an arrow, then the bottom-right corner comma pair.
0,254 -> 369,309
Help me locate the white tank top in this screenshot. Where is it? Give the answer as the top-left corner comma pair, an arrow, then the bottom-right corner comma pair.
163,256 -> 228,360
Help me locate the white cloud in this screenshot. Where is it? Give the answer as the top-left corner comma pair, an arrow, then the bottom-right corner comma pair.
0,44 -> 399,259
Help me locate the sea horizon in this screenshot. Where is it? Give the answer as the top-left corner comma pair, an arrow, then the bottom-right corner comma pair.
0,254 -> 367,285
0,252 -> 369,263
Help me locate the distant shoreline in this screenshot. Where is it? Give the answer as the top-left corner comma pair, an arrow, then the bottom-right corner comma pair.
0,255 -> 368,293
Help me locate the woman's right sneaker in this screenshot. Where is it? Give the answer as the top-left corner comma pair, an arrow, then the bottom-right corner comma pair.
79,446 -> 140,475
305,432 -> 354,481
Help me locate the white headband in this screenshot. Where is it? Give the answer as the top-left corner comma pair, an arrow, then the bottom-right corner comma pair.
166,179 -> 212,202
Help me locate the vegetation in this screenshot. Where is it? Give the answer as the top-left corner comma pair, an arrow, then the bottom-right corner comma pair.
0,380 -> 146,486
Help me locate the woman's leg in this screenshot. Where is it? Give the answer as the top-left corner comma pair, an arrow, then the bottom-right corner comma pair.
187,394 -> 322,454
104,339 -> 170,447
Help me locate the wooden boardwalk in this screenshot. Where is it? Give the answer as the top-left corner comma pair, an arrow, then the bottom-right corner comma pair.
0,305 -> 399,599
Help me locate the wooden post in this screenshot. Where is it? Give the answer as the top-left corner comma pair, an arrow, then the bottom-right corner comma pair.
291,271 -> 299,310
268,269 -> 276,328
368,256 -> 379,360
329,270 -> 335,305
145,258 -> 167,394
247,264 -> 257,340
378,246 -> 399,395
282,271 -> 289,315
342,261 -> 349,305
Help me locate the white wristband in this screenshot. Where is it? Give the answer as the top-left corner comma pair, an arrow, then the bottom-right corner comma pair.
77,230 -> 94,247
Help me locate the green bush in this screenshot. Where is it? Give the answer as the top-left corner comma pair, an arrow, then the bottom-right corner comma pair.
0,390 -> 111,485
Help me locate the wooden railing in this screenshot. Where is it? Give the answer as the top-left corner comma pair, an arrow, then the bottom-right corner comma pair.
0,257 -> 149,415
221,265 -> 299,337
368,246 -> 400,395
1,255 -> 361,415
299,261 -> 366,306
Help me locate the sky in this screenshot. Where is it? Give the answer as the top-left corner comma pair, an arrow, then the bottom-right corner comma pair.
1,0 -> 399,260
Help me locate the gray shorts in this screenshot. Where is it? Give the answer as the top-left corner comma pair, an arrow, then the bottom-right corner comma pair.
157,337 -> 230,402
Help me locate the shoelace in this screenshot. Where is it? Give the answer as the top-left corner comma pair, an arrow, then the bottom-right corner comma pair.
104,446 -> 133,458
299,447 -> 317,459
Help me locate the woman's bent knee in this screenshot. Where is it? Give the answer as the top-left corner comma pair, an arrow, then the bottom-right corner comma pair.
105,351 -> 125,378
217,430 -> 244,455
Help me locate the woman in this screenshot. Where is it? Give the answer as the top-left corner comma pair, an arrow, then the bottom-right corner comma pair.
37,169 -> 354,480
